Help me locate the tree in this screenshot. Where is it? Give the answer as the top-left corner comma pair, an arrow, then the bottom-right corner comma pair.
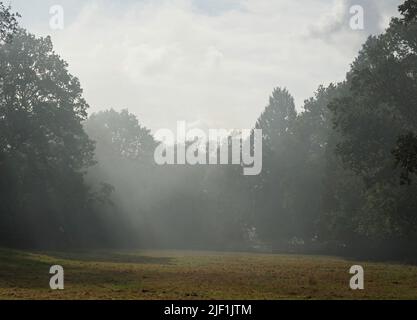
294,84 -> 349,247
0,2 -> 19,43
85,109 -> 159,248
399,0 -> 417,23
251,87 -> 299,247
86,109 -> 156,161
393,133 -> 417,184
390,1 -> 417,185
0,29 -> 98,248
323,2 -> 417,252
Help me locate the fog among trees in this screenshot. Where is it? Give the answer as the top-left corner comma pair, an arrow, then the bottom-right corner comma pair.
1,1 -> 417,261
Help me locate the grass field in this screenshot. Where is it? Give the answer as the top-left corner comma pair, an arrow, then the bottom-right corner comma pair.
1,248 -> 417,300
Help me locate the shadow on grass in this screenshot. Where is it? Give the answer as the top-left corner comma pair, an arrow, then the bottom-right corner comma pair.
0,249 -> 53,290
44,251 -> 173,265
0,249 -> 172,291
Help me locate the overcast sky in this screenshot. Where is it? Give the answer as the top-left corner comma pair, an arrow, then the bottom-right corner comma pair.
8,0 -> 402,133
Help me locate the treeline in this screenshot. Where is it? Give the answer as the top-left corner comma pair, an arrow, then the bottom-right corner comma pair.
0,4 -> 130,249
1,1 -> 416,259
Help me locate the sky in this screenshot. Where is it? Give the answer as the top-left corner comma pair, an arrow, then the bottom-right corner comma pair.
7,0 -> 402,133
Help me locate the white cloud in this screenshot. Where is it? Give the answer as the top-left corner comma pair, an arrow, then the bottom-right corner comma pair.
16,0 -> 401,133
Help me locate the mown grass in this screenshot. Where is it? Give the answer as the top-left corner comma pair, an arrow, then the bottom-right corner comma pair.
0,248 -> 417,300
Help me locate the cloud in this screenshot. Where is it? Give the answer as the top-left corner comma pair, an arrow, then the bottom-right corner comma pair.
192,0 -> 244,15
11,0 -> 401,133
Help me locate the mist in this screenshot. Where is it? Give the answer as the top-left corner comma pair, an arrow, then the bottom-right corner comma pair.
1,0 -> 417,264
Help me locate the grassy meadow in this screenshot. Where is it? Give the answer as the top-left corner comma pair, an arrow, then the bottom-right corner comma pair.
0,249 -> 417,300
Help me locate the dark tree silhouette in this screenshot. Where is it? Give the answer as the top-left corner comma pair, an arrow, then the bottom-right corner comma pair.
0,2 -> 19,43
